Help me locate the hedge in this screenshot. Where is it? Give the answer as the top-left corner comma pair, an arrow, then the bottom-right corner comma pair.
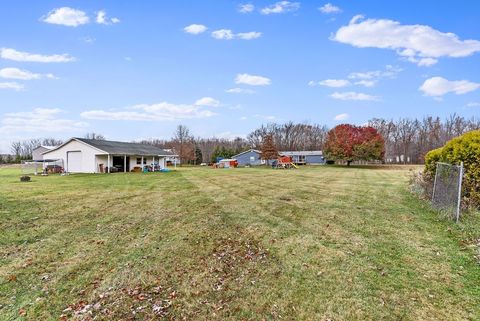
424,130 -> 480,207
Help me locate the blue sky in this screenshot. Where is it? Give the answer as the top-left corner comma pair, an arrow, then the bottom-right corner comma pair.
0,1 -> 479,152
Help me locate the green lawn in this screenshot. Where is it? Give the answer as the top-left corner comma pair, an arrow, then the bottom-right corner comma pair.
0,165 -> 479,320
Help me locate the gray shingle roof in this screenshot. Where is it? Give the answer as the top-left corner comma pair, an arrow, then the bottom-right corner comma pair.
75,138 -> 175,156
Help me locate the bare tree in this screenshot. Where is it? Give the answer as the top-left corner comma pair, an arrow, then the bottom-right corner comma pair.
84,133 -> 106,140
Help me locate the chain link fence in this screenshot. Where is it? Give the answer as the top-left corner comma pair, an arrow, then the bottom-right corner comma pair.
432,162 -> 464,222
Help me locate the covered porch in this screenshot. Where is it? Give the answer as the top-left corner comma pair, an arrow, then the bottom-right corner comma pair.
95,154 -> 178,173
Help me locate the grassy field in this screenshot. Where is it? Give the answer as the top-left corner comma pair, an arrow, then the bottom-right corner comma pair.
0,165 -> 479,320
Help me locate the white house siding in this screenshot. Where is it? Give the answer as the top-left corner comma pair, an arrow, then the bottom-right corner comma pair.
95,155 -> 167,172
43,140 -> 106,173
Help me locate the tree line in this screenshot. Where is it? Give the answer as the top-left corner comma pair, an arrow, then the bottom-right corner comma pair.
5,114 -> 479,165
368,114 -> 480,164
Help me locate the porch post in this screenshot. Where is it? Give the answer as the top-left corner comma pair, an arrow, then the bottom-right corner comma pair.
107,154 -> 110,173
153,156 -> 155,171
141,156 -> 144,171
124,154 -> 127,173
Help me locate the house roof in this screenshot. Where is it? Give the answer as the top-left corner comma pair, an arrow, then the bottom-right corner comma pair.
279,151 -> 323,156
232,149 -> 323,158
44,138 -> 176,156
232,149 -> 261,158
33,145 -> 57,151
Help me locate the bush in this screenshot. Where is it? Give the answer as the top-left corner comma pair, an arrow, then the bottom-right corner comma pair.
20,175 -> 31,182
424,147 -> 443,174
424,130 -> 480,208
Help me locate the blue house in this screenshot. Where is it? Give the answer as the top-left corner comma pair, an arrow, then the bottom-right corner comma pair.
232,149 -> 263,166
279,151 -> 325,165
232,149 -> 325,166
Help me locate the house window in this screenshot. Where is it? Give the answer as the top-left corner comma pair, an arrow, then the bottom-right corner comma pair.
136,158 -> 147,165
296,155 -> 306,163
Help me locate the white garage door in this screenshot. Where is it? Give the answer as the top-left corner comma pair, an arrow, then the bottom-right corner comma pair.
67,151 -> 83,173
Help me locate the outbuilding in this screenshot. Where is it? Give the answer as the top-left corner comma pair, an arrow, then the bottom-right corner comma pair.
42,138 -> 177,173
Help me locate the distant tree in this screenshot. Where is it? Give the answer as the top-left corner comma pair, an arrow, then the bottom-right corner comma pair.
325,124 -> 384,166
211,146 -> 235,163
194,146 -> 203,165
84,133 -> 106,140
260,134 -> 278,164
172,125 -> 195,165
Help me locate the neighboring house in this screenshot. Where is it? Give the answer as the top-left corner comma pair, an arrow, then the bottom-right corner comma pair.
279,151 -> 325,165
232,149 -> 263,166
232,149 -> 325,166
32,145 -> 57,161
42,138 -> 177,173
162,148 -> 180,165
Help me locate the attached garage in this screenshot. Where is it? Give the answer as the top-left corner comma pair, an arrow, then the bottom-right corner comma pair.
67,151 -> 83,173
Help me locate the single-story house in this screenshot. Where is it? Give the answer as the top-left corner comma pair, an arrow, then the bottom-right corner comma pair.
32,145 -> 57,161
279,151 -> 325,165
232,149 -> 264,166
42,138 -> 177,173
232,149 -> 325,166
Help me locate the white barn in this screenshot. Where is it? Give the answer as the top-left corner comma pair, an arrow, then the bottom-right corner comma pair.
42,138 -> 176,173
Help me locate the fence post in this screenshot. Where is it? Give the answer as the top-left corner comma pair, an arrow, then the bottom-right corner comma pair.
432,162 -> 439,202
455,162 -> 464,223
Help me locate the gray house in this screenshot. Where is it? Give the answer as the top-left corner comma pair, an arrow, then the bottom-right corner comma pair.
233,149 -> 263,166
279,151 -> 325,165
32,145 -> 57,161
232,149 -> 325,166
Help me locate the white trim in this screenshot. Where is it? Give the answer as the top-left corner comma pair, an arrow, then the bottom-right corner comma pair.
42,138 -> 108,155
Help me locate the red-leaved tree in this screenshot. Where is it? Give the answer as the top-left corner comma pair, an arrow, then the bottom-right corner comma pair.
325,124 -> 385,165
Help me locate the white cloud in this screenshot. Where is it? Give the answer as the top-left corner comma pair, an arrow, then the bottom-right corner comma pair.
348,65 -> 402,80
0,108 -> 88,134
354,80 -> 376,87
261,1 -> 300,15
330,91 -> 379,101
313,79 -> 350,87
334,113 -> 349,121
0,67 -> 55,80
211,29 -> 261,40
195,97 -> 220,107
81,100 -> 217,121
238,4 -> 255,13
96,10 -> 120,25
0,82 -> 24,91
0,48 -> 75,63
236,31 -> 262,40
212,29 -> 235,40
225,88 -> 255,94
184,24 -> 208,35
419,77 -> 480,97
333,15 -> 480,66
311,65 -> 400,89
235,73 -> 271,86
319,3 -> 341,14
465,102 -> 480,107
41,7 -> 89,27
